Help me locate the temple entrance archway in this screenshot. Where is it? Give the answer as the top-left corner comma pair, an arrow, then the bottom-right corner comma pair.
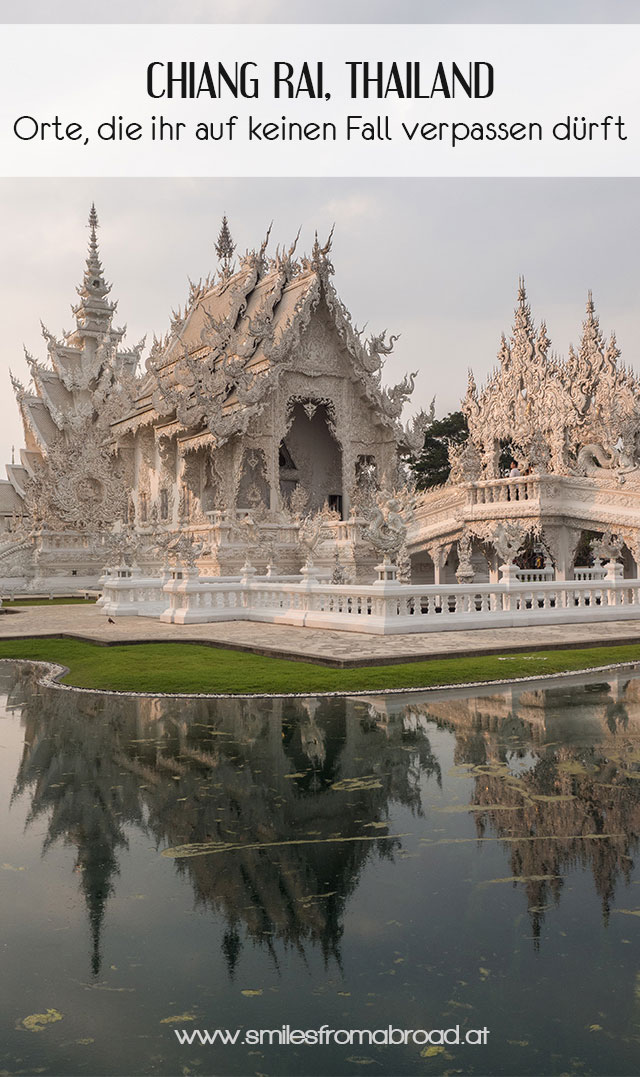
280,402 -> 343,516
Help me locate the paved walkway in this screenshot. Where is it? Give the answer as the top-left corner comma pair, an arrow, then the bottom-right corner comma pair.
1,604 -> 640,666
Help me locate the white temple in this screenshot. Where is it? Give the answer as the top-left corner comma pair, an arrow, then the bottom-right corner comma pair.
4,207 -> 640,632
409,281 -> 640,586
0,208 -> 427,593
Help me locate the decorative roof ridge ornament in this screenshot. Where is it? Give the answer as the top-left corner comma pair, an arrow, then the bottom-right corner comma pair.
606,330 -> 621,373
306,224 -> 335,276
23,346 -> 41,373
9,370 -> 26,400
578,288 -> 606,369
365,328 -> 399,371
214,214 -> 236,281
535,319 -> 551,360
40,321 -> 58,349
273,226 -> 301,279
510,275 -> 536,366
400,396 -> 436,454
255,220 -> 273,277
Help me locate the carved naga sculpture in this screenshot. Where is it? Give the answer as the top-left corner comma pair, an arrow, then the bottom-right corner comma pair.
298,507 -> 334,568
362,492 -> 411,563
590,529 -> 623,565
489,522 -> 527,566
167,532 -> 208,569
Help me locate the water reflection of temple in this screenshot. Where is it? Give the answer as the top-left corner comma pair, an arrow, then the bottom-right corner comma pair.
10,666 -> 640,972
369,672 -> 640,943
9,668 -> 440,976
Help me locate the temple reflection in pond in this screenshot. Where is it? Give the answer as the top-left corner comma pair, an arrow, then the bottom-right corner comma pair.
9,665 -> 640,975
10,670 -> 440,976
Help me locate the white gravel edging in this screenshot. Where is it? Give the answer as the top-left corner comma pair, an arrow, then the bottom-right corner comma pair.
3,657 -> 640,701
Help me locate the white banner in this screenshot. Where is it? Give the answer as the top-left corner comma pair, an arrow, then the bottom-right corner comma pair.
0,23 -> 638,176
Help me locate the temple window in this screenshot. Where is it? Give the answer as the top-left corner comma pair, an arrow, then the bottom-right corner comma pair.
160,489 -> 169,520
328,494 -> 343,518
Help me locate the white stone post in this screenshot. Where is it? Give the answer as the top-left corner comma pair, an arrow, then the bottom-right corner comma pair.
374,557 -> 398,585
605,560 -> 624,581
605,558 -> 624,606
240,560 -> 257,610
499,561 -> 519,611
299,560 -> 319,587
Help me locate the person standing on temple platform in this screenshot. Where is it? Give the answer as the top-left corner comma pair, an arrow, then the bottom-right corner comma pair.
509,460 -> 521,477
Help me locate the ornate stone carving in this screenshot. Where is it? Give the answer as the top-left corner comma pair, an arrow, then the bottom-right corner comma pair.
475,522 -> 528,566
168,532 -> 209,568
362,489 -> 414,562
460,284 -> 640,484
24,429 -> 127,531
456,533 -> 475,584
298,506 -> 336,567
590,529 -> 623,565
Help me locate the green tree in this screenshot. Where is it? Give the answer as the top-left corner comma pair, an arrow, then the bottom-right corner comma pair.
408,410 -> 469,490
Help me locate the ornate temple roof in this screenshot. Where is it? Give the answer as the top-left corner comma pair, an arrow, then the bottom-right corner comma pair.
7,211 -> 426,523
456,281 -> 640,481
114,223 -> 424,452
0,480 -> 26,515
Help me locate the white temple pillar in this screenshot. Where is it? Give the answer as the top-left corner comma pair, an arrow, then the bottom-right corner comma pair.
342,489 -> 350,521
547,525 -> 581,582
433,555 -> 443,586
429,544 -> 449,585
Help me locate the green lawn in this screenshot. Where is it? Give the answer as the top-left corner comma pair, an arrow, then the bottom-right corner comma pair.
0,637 -> 637,695
2,597 -> 97,607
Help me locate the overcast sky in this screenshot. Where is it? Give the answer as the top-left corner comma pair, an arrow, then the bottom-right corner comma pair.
1,2 -> 638,474
4,0 -> 640,22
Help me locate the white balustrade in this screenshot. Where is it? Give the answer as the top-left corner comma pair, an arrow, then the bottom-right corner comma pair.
573,566 -> 607,581
468,475 -> 542,506
515,567 -> 555,583
101,561 -> 640,634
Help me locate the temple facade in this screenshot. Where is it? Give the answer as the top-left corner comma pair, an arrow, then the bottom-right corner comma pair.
0,208 -> 427,592
4,206 -> 640,598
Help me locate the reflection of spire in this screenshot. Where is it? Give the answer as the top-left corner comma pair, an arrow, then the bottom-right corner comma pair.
75,828 -> 119,977
12,670 -> 437,978
221,925 -> 242,980
423,681 -> 640,947
11,678 -> 140,979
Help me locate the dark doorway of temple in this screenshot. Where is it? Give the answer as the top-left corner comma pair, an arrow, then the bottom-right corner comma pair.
280,402 -> 343,516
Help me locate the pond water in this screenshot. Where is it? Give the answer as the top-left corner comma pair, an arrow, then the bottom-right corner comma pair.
2,664 -> 640,1076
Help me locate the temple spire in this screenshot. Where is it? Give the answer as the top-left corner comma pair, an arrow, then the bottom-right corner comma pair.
510,276 -> 536,364
69,204 -> 117,341
86,203 -> 103,279
578,289 -> 605,367
215,215 -> 236,280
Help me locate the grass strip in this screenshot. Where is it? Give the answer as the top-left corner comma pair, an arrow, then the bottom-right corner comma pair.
1,597 -> 96,607
0,637 -> 637,695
